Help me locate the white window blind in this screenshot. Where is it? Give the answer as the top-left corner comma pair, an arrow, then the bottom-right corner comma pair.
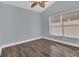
49,9 -> 79,38
49,15 -> 62,36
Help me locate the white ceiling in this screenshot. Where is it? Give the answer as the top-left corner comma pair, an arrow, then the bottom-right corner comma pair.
1,1 -> 55,13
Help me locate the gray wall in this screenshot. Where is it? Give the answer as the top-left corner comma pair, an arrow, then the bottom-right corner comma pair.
0,3 -> 42,46
42,1 -> 79,44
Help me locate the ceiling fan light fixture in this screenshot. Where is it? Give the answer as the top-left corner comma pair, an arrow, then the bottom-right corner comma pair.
31,1 -> 47,8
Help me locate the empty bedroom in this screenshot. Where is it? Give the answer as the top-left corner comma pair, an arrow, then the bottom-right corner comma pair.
0,1 -> 79,57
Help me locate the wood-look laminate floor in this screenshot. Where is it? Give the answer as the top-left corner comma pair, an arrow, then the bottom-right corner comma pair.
1,38 -> 79,57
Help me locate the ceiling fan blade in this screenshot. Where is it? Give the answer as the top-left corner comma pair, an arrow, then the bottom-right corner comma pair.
31,2 -> 38,8
39,1 -> 45,8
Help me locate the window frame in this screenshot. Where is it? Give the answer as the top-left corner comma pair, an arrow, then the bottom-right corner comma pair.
49,9 -> 79,39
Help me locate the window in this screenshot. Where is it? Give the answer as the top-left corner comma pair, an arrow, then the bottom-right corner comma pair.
49,9 -> 79,38
49,15 -> 62,36
63,10 -> 79,38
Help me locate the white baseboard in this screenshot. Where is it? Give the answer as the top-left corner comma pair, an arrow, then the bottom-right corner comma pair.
0,36 -> 43,55
1,37 -> 43,48
43,37 -> 79,48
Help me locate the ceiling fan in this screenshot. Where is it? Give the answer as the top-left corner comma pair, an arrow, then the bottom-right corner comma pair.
31,1 -> 47,8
